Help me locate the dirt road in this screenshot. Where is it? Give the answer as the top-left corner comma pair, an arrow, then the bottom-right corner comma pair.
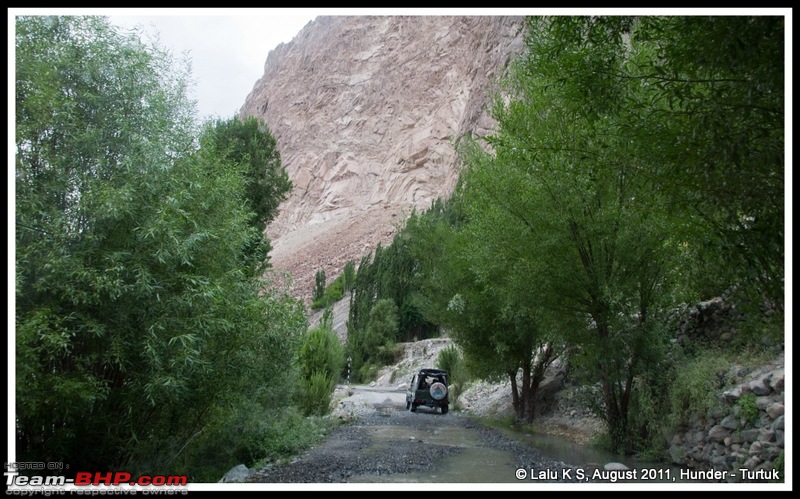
247,385 -> 593,485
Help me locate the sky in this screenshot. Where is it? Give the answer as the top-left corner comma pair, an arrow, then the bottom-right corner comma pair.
10,8 -> 790,121
8,8 -> 324,120
9,8 -> 543,121
12,8 -> 531,120
106,9 -> 318,121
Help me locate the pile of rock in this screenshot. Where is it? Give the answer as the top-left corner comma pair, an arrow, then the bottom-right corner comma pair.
372,337 -> 455,389
673,296 -> 745,344
667,352 -> 785,481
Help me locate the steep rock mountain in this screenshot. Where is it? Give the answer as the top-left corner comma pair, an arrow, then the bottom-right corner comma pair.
239,15 -> 526,302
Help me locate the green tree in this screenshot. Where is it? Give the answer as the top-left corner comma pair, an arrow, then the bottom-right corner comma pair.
407,197 -> 566,423
444,16 -> 696,449
14,15 -> 305,477
314,268 -> 326,302
445,14 -> 784,452
347,233 -> 438,344
342,259 -> 356,293
197,116 -> 291,275
347,248 -> 380,344
198,115 -> 291,234
501,15 -> 784,450
297,325 -> 345,416
525,15 -> 785,307
346,298 -> 399,380
364,298 -> 399,350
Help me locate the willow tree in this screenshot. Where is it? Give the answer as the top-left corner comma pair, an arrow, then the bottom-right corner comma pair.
15,16 -> 305,477
453,16 -> 682,451
450,14 -> 783,452
197,116 -> 292,275
406,196 -> 567,424
526,15 -> 785,309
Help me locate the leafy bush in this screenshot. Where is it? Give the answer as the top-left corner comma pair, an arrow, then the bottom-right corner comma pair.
311,274 -> 345,310
299,370 -> 337,417
376,342 -> 406,366
667,350 -> 731,428
297,325 -> 344,416
623,378 -> 670,460
324,277 -> 345,306
298,325 -> 345,382
356,363 -> 379,384
436,344 -> 460,375
180,402 -> 338,482
737,392 -> 759,426
436,344 -> 470,407
252,410 -> 339,466
227,407 -> 336,472
347,298 -> 399,382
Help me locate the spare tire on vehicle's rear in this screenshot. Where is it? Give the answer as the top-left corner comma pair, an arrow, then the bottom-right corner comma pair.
429,382 -> 447,400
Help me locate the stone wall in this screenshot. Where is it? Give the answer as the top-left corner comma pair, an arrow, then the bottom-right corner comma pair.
666,295 -> 784,482
645,295 -> 785,481
673,295 -> 745,344
461,295 -> 786,482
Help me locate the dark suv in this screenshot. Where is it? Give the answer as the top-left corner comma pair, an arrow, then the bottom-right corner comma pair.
406,368 -> 449,414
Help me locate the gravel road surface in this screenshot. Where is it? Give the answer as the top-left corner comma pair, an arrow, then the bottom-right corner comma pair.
247,386 -> 597,484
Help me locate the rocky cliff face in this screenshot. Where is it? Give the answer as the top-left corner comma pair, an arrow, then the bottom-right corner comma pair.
239,15 -> 525,301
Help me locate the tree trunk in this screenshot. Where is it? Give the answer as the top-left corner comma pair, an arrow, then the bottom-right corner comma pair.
509,370 -> 522,421
521,363 -> 533,422
521,343 -> 557,423
594,320 -> 627,452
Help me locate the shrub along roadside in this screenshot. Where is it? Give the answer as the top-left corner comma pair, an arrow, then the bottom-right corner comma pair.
297,325 -> 345,416
436,344 -> 470,410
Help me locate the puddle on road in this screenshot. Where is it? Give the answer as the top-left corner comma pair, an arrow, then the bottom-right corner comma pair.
503,428 -> 686,479
348,424 -> 524,483
499,428 -> 618,468
347,421 -> 686,484
350,446 -> 521,483
365,425 -> 481,447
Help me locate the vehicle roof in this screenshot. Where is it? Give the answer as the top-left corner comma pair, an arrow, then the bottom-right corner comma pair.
418,368 -> 447,375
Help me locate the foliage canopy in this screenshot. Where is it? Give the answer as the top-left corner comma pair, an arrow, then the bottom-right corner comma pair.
15,15 -> 305,478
